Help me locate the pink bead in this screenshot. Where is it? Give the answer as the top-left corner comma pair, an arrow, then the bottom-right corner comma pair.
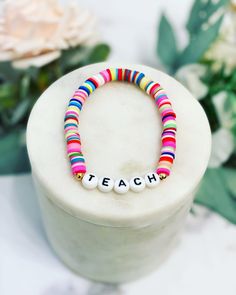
156,168 -> 170,175
100,70 -> 110,82
72,165 -> 86,174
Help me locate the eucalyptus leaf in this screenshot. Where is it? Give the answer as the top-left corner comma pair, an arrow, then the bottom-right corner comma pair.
225,168 -> 236,197
60,46 -> 89,70
0,112 -> 11,129
225,153 -> 236,169
10,99 -> 31,125
20,75 -> 30,99
0,61 -> 22,82
26,66 -> 39,82
200,95 -> 221,132
86,43 -> 110,64
176,16 -> 223,69
224,92 -> 236,114
0,128 -> 30,174
186,0 -> 229,35
0,83 -> 18,110
195,168 -> 236,224
60,43 -> 110,71
157,14 -> 178,71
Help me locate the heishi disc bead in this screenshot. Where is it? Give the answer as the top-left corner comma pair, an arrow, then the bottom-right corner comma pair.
129,176 -> 146,193
98,176 -> 114,193
144,172 -> 160,188
82,173 -> 98,190
114,178 -> 130,194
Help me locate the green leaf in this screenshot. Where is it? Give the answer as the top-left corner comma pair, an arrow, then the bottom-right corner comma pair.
26,66 -> 39,82
0,128 -> 30,174
0,83 -> 18,110
224,92 -> 236,114
224,152 -> 236,169
225,169 -> 236,198
60,46 -> 89,70
199,93 -> 221,133
0,61 -> 22,82
10,99 -> 31,125
86,43 -> 110,64
60,43 -> 110,72
186,0 -> 229,35
195,168 -> 236,224
19,75 -> 30,99
176,16 -> 223,69
157,14 -> 178,71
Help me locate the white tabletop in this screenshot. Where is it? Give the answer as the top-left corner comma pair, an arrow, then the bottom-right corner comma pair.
1,0 -> 236,294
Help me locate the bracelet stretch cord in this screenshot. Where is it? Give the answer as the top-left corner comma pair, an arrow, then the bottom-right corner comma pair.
64,68 -> 177,181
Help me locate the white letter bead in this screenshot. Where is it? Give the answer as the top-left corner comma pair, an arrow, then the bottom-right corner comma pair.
98,176 -> 114,193
114,178 -> 129,194
130,176 -> 145,192
82,173 -> 98,190
144,172 -> 160,188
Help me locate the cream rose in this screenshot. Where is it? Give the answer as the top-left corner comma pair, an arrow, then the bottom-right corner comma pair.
204,1 -> 236,71
0,0 -> 98,68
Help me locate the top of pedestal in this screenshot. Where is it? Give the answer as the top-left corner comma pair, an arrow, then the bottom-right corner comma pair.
26,62 -> 211,227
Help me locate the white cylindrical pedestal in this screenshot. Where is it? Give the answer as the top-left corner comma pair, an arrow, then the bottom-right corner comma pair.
26,63 -> 211,283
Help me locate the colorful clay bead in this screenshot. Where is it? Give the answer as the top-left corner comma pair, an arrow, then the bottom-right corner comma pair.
129,176 -> 146,193
82,173 -> 98,190
64,67 -> 177,194
98,176 -> 114,193
114,178 -> 130,194
144,172 -> 160,188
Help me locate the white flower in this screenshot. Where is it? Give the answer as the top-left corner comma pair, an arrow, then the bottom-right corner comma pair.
204,1 -> 236,72
176,66 -> 234,167
175,64 -> 208,100
209,127 -> 234,167
208,91 -> 234,167
0,0 -> 98,68
212,91 -> 233,129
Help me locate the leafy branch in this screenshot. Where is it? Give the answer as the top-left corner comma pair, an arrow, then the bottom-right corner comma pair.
0,43 -> 110,174
157,0 -> 229,73
157,0 -> 236,224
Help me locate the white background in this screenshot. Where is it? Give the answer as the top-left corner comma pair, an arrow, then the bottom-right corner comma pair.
1,0 -> 236,294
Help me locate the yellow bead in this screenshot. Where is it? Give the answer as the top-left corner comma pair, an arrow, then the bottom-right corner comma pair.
110,68 -> 116,80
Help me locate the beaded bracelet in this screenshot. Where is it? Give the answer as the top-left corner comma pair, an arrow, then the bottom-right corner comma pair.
64,68 -> 177,194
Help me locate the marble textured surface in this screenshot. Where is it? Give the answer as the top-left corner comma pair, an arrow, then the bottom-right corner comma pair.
1,0 -> 236,294
1,174 -> 236,295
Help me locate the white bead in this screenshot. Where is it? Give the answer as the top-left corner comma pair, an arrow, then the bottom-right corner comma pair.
129,176 -> 145,192
114,178 -> 129,194
82,173 -> 98,190
98,176 -> 114,193
144,172 -> 160,188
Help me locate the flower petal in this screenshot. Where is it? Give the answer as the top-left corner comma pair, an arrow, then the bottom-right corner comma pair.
208,128 -> 234,168
12,51 -> 61,69
175,64 -> 208,100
